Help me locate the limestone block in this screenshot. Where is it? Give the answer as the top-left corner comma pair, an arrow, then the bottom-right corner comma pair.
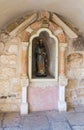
0,42 -> 4,53
0,103 -> 19,112
0,32 -> 9,42
67,53 -> 83,68
12,84 -> 22,93
66,79 -> 77,89
79,79 -> 84,88
0,55 -> 17,68
0,67 -> 16,78
8,78 -> 21,95
8,44 -> 18,55
0,79 -> 10,96
67,68 -> 83,79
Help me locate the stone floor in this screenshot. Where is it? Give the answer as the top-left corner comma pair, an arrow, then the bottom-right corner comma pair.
0,106 -> 84,130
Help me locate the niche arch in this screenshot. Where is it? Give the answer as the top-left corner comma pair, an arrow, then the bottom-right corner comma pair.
28,28 -> 58,81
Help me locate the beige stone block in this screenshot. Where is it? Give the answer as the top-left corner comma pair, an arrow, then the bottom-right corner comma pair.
0,67 -> 16,78
12,85 -> 22,93
0,42 -> 4,53
0,103 -> 20,112
0,79 -> 10,95
8,44 -> 18,55
67,79 -> 77,89
0,32 -> 9,42
67,53 -> 83,68
0,55 -> 17,68
79,79 -> 84,88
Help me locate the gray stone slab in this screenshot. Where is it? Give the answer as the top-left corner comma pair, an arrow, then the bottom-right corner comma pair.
46,110 -> 66,122
72,126 -> 84,130
3,113 -> 21,128
0,113 -> 4,127
74,106 -> 84,112
66,112 -> 84,125
51,122 -> 72,130
4,127 -> 22,130
0,128 -> 3,130
28,115 -> 50,130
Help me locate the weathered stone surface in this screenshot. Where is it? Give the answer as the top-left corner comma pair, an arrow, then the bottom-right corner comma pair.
0,103 -> 20,112
79,79 -> 84,88
0,32 -> 9,43
8,45 -> 18,55
4,127 -> 22,130
3,113 -> 21,127
0,55 -> 17,68
0,42 -> 4,53
72,126 -> 84,130
46,110 -> 66,122
67,53 -> 83,68
0,67 -> 16,78
51,122 -> 71,130
6,22 -> 18,33
66,112 -> 84,125
0,79 -> 10,95
73,35 -> 84,51
30,21 -> 42,30
66,79 -> 77,89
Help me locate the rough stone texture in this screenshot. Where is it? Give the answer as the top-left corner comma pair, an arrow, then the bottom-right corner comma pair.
0,110 -> 84,130
66,36 -> 84,108
73,35 -> 84,51
0,31 -> 21,112
0,42 -> 4,53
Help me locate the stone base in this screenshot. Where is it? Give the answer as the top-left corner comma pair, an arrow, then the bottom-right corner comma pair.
58,101 -> 67,111
20,103 -> 28,115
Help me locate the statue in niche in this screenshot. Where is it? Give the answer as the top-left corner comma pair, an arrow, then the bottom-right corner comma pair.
35,38 -> 48,77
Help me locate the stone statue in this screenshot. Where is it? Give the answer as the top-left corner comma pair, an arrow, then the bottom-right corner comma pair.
35,38 -> 48,77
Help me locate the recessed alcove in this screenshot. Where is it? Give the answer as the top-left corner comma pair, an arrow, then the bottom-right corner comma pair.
29,28 -> 58,81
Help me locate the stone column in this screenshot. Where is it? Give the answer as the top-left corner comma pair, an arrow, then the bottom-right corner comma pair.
58,43 -> 68,111
20,76 -> 29,114
20,42 -> 29,114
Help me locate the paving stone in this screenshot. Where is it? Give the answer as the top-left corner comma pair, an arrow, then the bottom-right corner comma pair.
4,127 -> 22,130
3,113 -> 21,128
51,122 -> 71,130
0,128 -> 3,130
72,126 -> 84,130
46,110 -> 66,122
74,106 -> 84,112
0,113 -> 4,127
66,112 -> 84,125
26,115 -> 50,130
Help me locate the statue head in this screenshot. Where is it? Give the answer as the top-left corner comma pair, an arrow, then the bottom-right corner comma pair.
39,38 -> 43,47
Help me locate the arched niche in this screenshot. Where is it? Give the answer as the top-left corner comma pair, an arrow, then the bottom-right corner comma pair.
28,28 -> 58,81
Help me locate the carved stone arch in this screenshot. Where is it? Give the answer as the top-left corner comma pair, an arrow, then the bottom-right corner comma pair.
28,27 -> 58,81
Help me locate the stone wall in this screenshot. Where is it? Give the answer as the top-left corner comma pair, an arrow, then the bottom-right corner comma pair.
66,36 -> 84,109
0,35 -> 21,112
